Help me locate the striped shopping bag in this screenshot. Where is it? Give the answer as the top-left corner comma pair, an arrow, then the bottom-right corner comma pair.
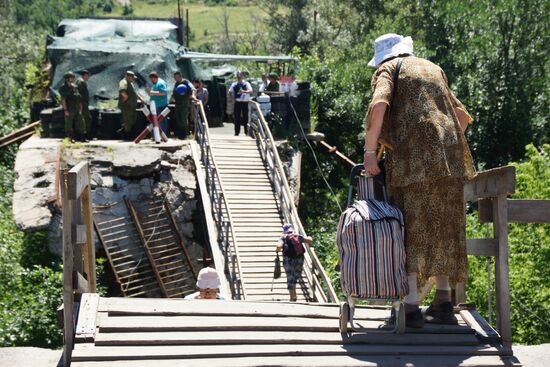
336,199 -> 408,299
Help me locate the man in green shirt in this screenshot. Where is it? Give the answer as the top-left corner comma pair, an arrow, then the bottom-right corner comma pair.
118,71 -> 139,140
58,71 -> 85,141
76,70 -> 92,140
171,71 -> 196,139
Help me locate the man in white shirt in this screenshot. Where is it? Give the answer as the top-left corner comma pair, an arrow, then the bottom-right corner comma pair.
228,71 -> 253,136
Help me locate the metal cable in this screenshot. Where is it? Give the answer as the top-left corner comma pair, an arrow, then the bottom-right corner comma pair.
286,95 -> 343,212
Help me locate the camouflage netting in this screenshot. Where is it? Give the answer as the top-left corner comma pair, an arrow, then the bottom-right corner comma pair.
47,18 -> 202,106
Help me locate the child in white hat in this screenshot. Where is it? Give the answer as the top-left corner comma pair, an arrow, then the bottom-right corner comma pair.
184,267 -> 227,300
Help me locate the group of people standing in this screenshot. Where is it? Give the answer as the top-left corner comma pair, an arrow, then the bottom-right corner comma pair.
59,69 -> 209,141
117,70 -> 209,140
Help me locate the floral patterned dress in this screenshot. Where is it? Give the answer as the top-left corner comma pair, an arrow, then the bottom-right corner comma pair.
365,56 -> 477,287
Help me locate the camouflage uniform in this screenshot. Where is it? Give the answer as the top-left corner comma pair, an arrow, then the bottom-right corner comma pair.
118,78 -> 138,135
59,82 -> 84,139
76,78 -> 91,137
173,79 -> 193,139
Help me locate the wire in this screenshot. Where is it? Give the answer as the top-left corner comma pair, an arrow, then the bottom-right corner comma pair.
287,93 -> 343,212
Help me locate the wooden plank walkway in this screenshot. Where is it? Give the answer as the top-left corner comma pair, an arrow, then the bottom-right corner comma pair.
71,296 -> 520,367
209,135 -> 315,302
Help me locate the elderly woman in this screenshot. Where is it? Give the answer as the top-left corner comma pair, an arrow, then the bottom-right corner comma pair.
276,224 -> 313,302
363,34 -> 476,327
184,267 -> 227,300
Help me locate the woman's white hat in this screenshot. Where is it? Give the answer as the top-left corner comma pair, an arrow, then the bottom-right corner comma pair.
196,267 -> 221,289
368,33 -> 414,67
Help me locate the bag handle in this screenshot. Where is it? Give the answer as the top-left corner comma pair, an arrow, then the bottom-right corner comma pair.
346,164 -> 387,207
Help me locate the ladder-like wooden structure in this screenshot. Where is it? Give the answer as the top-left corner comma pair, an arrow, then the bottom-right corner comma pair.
127,197 -> 198,298
94,203 -> 162,298
94,197 -> 197,298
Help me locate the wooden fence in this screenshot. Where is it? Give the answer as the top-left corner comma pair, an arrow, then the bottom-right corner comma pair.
460,165 -> 550,348
61,161 -> 97,366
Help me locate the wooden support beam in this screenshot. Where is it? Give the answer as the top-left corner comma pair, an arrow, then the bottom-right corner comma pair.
493,194 -> 512,347
73,271 -> 90,294
459,309 -> 501,343
164,201 -> 198,281
125,198 -> 168,298
0,120 -> 40,148
466,239 -> 498,256
68,162 -> 90,200
61,171 -> 74,367
82,187 -> 97,293
479,198 -> 550,224
463,166 -> 515,202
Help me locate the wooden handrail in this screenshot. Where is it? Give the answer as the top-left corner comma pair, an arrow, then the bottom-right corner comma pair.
192,100 -> 246,300
456,165 -> 518,348
248,101 -> 339,303
61,161 -> 97,367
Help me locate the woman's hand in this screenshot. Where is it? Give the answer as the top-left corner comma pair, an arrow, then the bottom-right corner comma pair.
364,152 -> 381,176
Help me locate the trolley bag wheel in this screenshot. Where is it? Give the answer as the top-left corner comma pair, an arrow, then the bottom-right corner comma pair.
339,302 -> 350,333
397,303 -> 406,334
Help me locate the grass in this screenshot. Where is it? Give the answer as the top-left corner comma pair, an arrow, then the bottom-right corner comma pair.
111,1 -> 268,49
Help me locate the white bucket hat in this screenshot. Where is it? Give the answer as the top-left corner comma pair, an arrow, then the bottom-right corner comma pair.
368,33 -> 414,67
196,267 -> 221,289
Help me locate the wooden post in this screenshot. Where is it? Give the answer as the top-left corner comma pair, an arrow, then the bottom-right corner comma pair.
493,194 -> 512,347
82,185 -> 97,292
73,199 -> 84,277
61,171 -> 74,367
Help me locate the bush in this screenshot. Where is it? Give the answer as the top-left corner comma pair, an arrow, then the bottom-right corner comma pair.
466,144 -> 550,344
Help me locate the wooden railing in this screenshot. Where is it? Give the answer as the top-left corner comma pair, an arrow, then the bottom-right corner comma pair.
458,165 -> 550,348
61,161 -> 97,367
192,100 -> 246,300
248,101 -> 339,303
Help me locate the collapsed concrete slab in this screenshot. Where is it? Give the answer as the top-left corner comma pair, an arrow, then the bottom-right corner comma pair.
12,137 -> 206,270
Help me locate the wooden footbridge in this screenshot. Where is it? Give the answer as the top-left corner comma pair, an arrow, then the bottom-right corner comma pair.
54,100 -> 550,366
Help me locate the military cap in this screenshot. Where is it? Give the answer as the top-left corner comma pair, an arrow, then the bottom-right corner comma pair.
64,71 -> 75,79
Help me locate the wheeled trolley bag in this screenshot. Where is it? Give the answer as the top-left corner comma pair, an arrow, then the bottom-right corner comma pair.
336,164 -> 408,333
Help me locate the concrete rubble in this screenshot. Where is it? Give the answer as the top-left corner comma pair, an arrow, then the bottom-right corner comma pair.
12,137 -> 206,270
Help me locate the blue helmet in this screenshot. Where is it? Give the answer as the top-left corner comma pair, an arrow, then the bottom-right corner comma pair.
175,83 -> 189,95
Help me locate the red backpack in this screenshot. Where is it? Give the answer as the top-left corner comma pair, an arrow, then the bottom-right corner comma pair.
283,234 -> 305,258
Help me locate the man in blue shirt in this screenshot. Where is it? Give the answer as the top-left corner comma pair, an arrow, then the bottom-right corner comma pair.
228,71 -> 252,136
148,71 -> 169,134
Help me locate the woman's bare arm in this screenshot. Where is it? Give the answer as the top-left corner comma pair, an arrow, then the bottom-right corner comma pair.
364,102 -> 387,176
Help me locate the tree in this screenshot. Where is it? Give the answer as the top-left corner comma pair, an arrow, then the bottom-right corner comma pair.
260,0 -> 310,53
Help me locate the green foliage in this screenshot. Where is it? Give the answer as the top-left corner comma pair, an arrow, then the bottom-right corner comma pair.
467,144 -> 550,344
0,164 -> 63,348
14,0 -> 105,31
122,3 -> 134,16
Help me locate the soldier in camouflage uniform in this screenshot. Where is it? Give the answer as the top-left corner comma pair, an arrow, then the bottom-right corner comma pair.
118,71 -> 139,140
171,71 -> 196,139
76,70 -> 92,140
58,72 -> 85,141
